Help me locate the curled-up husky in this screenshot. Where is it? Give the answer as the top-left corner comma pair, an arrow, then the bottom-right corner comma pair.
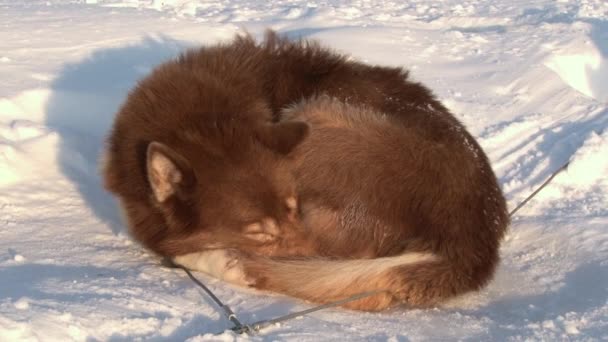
102,31 -> 508,311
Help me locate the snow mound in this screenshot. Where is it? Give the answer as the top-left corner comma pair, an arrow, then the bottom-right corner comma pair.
546,51 -> 608,102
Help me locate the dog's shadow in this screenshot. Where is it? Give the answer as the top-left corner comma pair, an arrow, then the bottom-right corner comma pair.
44,36 -> 187,234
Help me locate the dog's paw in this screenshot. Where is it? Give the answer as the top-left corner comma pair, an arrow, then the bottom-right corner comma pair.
173,249 -> 254,287
220,249 -> 256,286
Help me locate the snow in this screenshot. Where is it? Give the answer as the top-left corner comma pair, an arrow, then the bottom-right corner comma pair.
1,0 -> 607,340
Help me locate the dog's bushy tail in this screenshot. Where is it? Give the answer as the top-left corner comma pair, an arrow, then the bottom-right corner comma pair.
244,250 -> 494,311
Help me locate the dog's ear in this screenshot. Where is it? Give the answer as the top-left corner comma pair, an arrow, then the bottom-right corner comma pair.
146,142 -> 195,202
257,121 -> 309,155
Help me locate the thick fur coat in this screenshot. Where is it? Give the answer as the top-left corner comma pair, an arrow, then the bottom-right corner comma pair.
240,96 -> 508,310
102,31 -> 509,311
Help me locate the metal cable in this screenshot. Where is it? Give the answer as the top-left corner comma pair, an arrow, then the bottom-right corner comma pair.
509,160 -> 570,217
232,290 -> 385,334
164,258 -> 247,332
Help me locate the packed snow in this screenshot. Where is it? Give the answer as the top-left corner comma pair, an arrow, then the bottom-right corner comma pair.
1,0 -> 607,340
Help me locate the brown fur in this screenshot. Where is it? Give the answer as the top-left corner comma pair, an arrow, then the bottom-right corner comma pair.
102,31 -> 509,311
240,97 -> 508,310
102,35 -> 313,257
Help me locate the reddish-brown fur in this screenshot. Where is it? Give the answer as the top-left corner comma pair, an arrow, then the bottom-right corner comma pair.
102,31 -> 509,311
102,36 -> 313,257
241,96 -> 508,310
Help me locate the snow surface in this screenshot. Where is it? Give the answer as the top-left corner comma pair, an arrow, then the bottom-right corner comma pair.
1,0 -> 607,340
